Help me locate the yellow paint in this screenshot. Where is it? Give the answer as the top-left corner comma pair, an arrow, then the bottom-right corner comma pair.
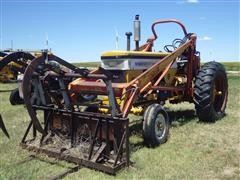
0,60 -> 20,82
99,106 -> 144,115
99,108 -> 109,113
130,106 -> 143,114
101,50 -> 169,58
124,70 -> 143,82
164,69 -> 177,85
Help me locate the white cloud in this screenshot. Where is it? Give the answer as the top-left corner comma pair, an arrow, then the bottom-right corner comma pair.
177,0 -> 199,5
198,36 -> 213,41
187,0 -> 199,3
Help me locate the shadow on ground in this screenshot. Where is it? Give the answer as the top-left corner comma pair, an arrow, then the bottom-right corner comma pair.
129,109 -> 196,153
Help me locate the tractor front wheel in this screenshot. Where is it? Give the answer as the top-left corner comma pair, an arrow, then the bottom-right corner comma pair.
194,61 -> 228,122
143,103 -> 169,147
9,88 -> 24,105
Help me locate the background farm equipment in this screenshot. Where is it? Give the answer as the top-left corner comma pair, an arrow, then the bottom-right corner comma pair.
0,49 -> 41,82
0,51 -> 18,82
0,49 -> 51,105
0,15 -> 228,175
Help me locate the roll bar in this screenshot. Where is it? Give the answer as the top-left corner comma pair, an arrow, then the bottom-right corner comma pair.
151,19 -> 188,40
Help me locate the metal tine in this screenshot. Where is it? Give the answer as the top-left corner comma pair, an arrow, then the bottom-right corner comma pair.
88,118 -> 100,160
0,114 -> 10,138
21,121 -> 33,143
113,130 -> 127,167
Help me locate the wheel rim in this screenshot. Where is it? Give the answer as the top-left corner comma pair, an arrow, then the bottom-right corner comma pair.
155,113 -> 166,139
213,72 -> 227,113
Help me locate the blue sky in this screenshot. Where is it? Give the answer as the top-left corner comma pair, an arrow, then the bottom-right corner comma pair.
0,0 -> 239,62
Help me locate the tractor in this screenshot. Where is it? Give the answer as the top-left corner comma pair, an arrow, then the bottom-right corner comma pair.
0,15 -> 228,174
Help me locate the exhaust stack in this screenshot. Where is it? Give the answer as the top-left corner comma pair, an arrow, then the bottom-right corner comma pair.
134,15 -> 141,51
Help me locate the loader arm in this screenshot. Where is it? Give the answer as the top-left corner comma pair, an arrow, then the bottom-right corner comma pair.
127,39 -> 193,91
120,37 -> 195,117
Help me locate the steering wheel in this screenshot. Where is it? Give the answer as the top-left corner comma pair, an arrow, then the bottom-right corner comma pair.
163,45 -> 175,52
163,34 -> 191,52
163,38 -> 183,52
172,38 -> 184,48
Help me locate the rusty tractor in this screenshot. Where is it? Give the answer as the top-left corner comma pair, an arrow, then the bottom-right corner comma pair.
0,15 -> 228,175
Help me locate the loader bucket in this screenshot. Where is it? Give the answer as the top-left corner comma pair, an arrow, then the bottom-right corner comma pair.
21,110 -> 129,174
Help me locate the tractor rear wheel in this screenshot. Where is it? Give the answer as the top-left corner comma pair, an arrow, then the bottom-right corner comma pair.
143,103 -> 169,147
194,61 -> 228,122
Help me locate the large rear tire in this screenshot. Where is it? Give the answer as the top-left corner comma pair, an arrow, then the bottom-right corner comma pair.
143,103 -> 169,147
194,61 -> 228,122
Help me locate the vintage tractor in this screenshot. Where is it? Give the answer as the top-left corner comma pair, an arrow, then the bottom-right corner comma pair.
0,15 -> 228,174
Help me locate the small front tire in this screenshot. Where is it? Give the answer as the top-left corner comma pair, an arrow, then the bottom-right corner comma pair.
9,88 -> 24,105
143,103 -> 169,147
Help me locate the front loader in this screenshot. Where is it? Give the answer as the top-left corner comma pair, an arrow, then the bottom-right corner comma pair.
0,15 -> 228,174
